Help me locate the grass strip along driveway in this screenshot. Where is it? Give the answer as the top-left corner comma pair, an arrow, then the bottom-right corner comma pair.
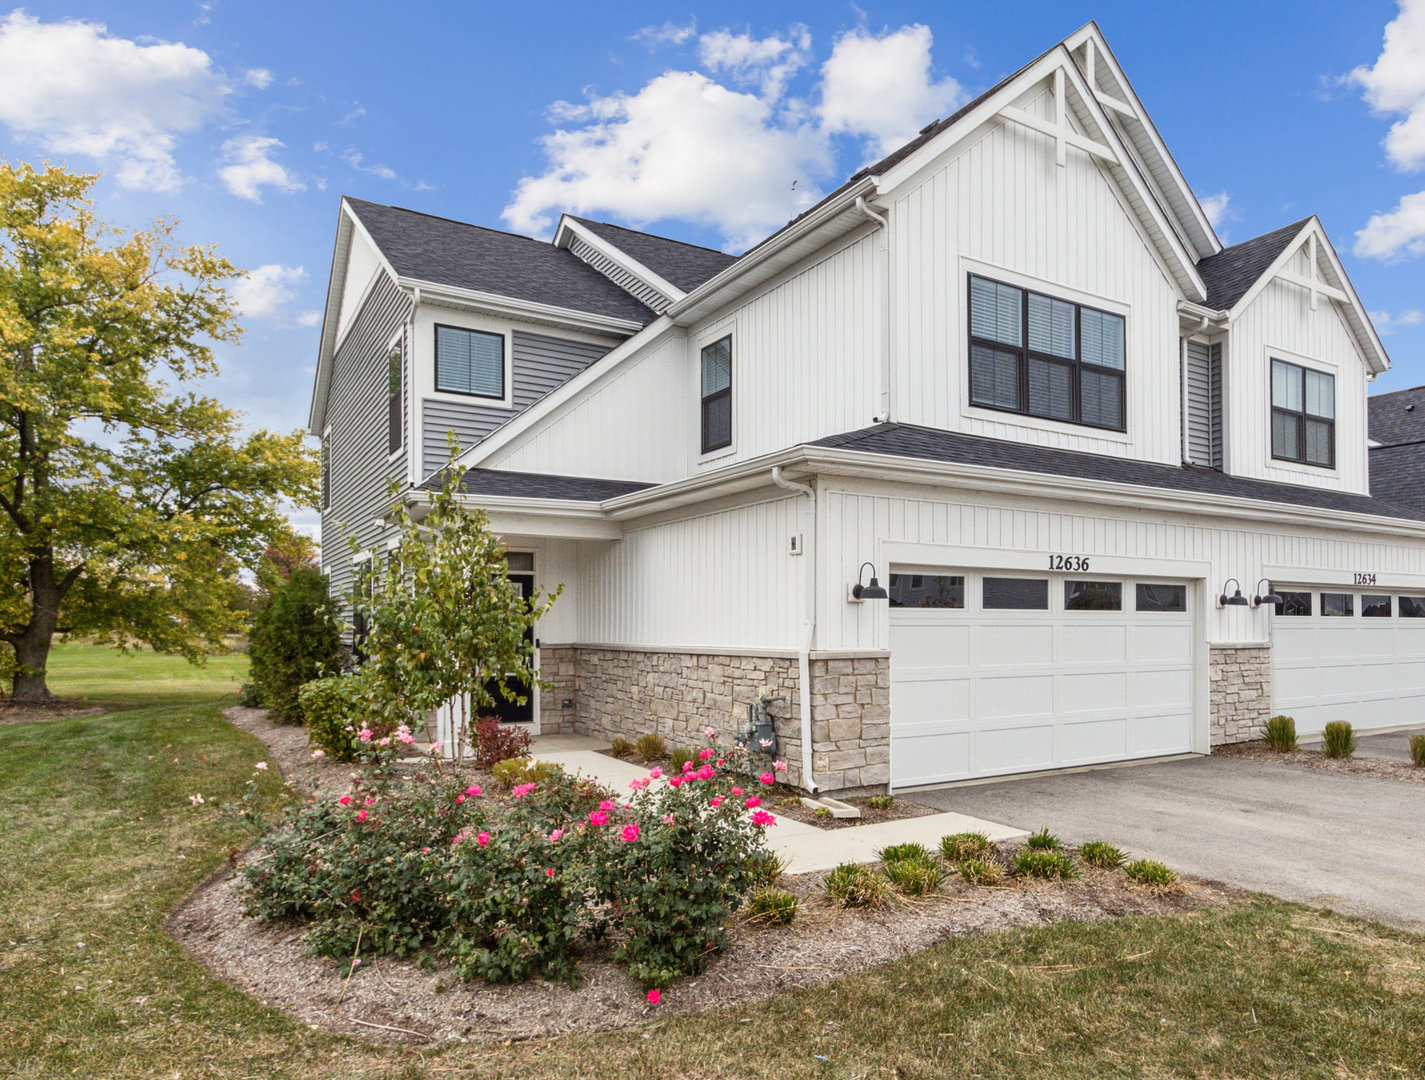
2,644 -> 1424,1079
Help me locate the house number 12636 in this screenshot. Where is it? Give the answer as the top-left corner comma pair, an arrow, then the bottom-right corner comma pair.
1049,554 -> 1090,572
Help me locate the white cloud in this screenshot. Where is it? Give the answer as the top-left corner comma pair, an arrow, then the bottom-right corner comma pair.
1200,191 -> 1231,229
0,11 -> 229,191
243,68 -> 274,90
819,24 -> 965,157
1355,189 -> 1425,260
631,20 -> 696,49
1348,0 -> 1425,171
296,309 -> 323,327
341,148 -> 397,181
502,71 -> 830,249
1373,307 -> 1425,333
232,264 -> 306,319
218,134 -> 305,201
697,25 -> 812,99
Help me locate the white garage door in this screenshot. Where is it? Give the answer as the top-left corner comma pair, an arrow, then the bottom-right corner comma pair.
889,571 -> 1196,788
1271,587 -> 1425,737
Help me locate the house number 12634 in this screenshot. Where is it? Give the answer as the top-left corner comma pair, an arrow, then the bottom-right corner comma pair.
1354,572 -> 1377,585
1048,554 -> 1090,572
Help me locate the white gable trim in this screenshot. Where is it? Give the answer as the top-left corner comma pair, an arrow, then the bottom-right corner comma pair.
1226,218 -> 1389,374
554,216 -> 686,306
874,46 -> 1207,303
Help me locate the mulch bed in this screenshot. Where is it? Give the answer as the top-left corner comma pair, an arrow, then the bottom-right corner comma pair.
772,793 -> 939,830
0,698 -> 105,727
169,705 -> 1234,1047
1216,739 -> 1425,785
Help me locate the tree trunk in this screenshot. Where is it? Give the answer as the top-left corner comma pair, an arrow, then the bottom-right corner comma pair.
8,555 -> 64,703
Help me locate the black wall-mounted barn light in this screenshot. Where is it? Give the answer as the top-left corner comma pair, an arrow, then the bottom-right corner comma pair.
851,561 -> 889,601
1218,578 -> 1250,607
1252,579 -> 1284,609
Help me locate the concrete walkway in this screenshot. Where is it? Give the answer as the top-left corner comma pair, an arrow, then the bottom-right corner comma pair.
530,735 -> 1025,874
914,755 -> 1425,931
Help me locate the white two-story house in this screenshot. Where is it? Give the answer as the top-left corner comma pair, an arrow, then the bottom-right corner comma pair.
312,23 -> 1420,795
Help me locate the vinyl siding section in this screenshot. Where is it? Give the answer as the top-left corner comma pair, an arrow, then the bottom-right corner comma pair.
420,331 -> 611,475
1224,245 -> 1371,493
321,272 -> 413,625
1184,339 -> 1223,468
888,86 -> 1182,464
567,235 -> 671,314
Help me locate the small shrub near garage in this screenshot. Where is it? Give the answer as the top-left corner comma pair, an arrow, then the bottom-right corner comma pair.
823,863 -> 887,908
1264,715 -> 1298,751
1124,859 -> 1179,887
1322,721 -> 1357,759
1012,849 -> 1077,880
746,886 -> 799,925
634,733 -> 666,763
1410,734 -> 1425,767
472,717 -> 531,768
866,794 -> 894,810
940,831 -> 991,861
1025,827 -> 1063,851
957,858 -> 1004,886
1078,840 -> 1127,870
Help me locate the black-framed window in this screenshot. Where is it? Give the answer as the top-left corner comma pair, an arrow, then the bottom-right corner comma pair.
1065,580 -> 1122,610
983,577 -> 1049,610
700,335 -> 732,453
1271,359 -> 1334,467
1400,596 -> 1425,618
1362,594 -> 1392,617
387,342 -> 403,454
435,324 -> 505,399
888,573 -> 964,608
968,274 -> 1126,430
1136,583 -> 1186,612
1274,590 -> 1311,616
1321,592 -> 1354,617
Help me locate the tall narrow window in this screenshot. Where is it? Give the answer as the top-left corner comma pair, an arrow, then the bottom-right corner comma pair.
1271,359 -> 1334,467
387,341 -> 403,454
320,441 -> 330,510
967,274 -> 1126,430
435,324 -> 504,399
700,335 -> 732,453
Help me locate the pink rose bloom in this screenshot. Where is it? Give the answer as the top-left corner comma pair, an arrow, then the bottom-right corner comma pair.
599,800 -> 616,812
311,749 -> 325,760
422,846 -> 430,853
364,796 -> 375,806
545,867 -> 555,876
647,988 -> 662,1004
759,772 -> 775,786
698,748 -> 715,761
430,742 -> 442,753
354,809 -> 369,823
731,787 -> 743,796
697,764 -> 715,780
621,823 -> 640,842
357,728 -> 373,742
588,810 -> 609,826
456,794 -> 466,804
709,797 -> 724,807
682,760 -> 695,774
549,828 -> 564,842
661,813 -> 675,824
512,783 -> 536,798
476,832 -> 490,847
465,784 -> 482,797
704,727 -> 717,739
378,737 -> 390,747
648,767 -> 663,780
745,796 -> 762,808
668,776 -> 683,788
751,810 -> 776,827
338,796 -> 352,806
773,760 -> 788,772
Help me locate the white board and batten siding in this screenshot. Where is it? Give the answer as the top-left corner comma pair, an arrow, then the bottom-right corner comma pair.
887,86 -> 1183,466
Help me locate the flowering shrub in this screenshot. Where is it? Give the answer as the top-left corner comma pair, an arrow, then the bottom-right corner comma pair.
472,717 -> 532,769
296,673 -> 393,762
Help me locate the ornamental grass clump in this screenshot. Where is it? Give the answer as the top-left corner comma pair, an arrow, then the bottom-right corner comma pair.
634,733 -> 666,763
866,794 -> 894,810
489,757 -> 561,789
1124,859 -> 1179,887
746,886 -> 799,925
1411,734 -> 1425,767
957,858 -> 1004,886
875,841 -> 933,863
1012,848 -> 1077,880
823,863 -> 887,908
883,855 -> 943,896
940,831 -> 992,861
1322,721 -> 1357,759
1264,715 -> 1298,752
1078,840 -> 1127,870
1025,827 -> 1063,851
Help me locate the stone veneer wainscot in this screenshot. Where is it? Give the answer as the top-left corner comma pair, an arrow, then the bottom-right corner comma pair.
1208,645 -> 1272,745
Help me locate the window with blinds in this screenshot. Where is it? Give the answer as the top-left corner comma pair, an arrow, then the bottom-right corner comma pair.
1183,339 -> 1222,469
967,274 -> 1126,430
435,324 -> 505,399
700,335 -> 732,453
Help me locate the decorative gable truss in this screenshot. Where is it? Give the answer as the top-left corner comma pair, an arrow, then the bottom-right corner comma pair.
554,217 -> 684,315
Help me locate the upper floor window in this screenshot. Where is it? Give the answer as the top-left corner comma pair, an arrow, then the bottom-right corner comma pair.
1271,359 -> 1334,468
320,441 -> 330,511
701,335 -> 732,454
967,274 -> 1126,431
387,341 -> 403,455
435,324 -> 504,399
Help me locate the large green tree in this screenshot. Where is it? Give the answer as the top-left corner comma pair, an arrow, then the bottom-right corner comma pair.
0,162 -> 318,701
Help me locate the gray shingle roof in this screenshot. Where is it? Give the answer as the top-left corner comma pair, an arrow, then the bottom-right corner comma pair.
570,217 -> 739,293
813,423 -> 1425,523
1368,385 -> 1425,448
345,198 -> 656,325
422,467 -> 652,502
1195,218 -> 1310,310
1369,443 -> 1425,511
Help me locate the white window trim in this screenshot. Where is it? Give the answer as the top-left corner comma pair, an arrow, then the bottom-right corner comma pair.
429,316 -> 514,410
386,329 -> 406,462
1264,343 -> 1337,476
694,326 -> 736,464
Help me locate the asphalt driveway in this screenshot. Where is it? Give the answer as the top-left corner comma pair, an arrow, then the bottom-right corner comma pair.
916,755 -> 1425,931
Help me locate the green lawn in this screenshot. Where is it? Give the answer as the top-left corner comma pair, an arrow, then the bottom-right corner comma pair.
2,644 -> 1424,1079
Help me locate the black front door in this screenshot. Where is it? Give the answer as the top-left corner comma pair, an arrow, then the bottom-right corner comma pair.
482,573 -> 535,725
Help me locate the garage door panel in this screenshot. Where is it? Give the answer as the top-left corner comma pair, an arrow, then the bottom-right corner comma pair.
1133,667 -> 1193,707
1131,713 -> 1193,754
1058,718 -> 1128,763
1060,625 -> 1128,663
1061,670 -> 1126,711
978,623 -> 1054,663
893,731 -> 971,786
974,724 -> 1057,774
892,622 -> 973,666
891,677 -> 970,727
1358,629 -> 1396,658
978,673 -> 1054,718
1318,662 -> 1365,696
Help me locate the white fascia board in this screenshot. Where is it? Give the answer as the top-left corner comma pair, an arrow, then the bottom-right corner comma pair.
1226,218 -> 1389,374
874,47 -> 1206,303
555,216 -> 686,303
1064,23 -> 1222,259
665,175 -> 877,324
399,277 -> 645,337
399,490 -> 622,540
444,315 -> 678,473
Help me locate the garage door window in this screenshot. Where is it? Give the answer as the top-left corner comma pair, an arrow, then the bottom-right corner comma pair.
1065,580 -> 1122,610
1321,592 -> 1354,617
888,574 -> 964,608
983,577 -> 1049,610
1400,596 -> 1425,618
1363,594 -> 1392,617
1274,591 -> 1312,616
1135,583 -> 1186,612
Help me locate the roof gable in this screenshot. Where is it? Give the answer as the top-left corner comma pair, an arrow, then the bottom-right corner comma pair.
567,217 -> 738,293
1197,219 -> 1311,310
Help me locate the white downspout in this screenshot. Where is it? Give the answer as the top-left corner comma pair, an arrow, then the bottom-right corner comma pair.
772,465 -> 819,793
855,195 -> 892,424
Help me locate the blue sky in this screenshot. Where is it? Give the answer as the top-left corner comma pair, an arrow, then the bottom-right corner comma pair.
1,1 -> 1423,535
